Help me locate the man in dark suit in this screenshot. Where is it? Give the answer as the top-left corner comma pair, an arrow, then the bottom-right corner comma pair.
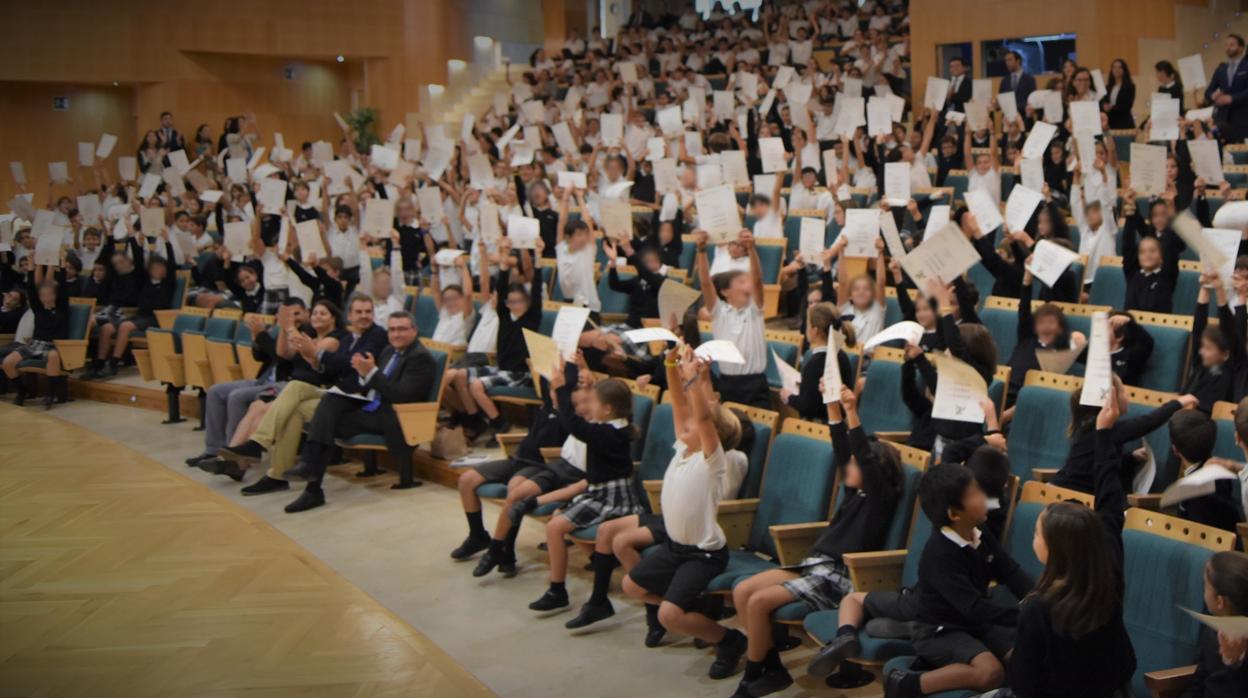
998,50 -> 1035,117
945,56 -> 973,115
282,310 -> 436,512
156,111 -> 185,151
1205,34 -> 1248,143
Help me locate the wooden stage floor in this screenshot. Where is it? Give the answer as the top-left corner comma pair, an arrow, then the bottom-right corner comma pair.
0,404 -> 493,697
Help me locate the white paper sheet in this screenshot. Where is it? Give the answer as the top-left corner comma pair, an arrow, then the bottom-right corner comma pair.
884,162 -> 910,206
880,211 -> 906,259
223,221 -> 252,257
1161,464 -> 1238,508
1027,239 -> 1081,287
624,327 -> 679,345
48,161 -> 68,183
75,195 -> 101,224
77,142 -> 95,167
506,214 -> 540,248
695,184 -> 742,243
924,76 -> 950,111
523,328 -> 560,380
1070,101 -> 1102,135
862,320 -> 925,352
843,208 -> 880,258
867,96 -> 893,137
1130,143 -> 1167,196
1178,54 -> 1208,89
759,137 -> 787,173
1150,94 -> 1181,141
552,306 -> 591,358
924,205 -> 951,238
1079,312 -> 1112,407
773,349 -> 802,395
601,114 -> 624,146
361,197 -> 396,238
931,354 -> 988,423
900,222 -> 980,286
1179,607 -> 1248,637
695,339 -> 745,365
96,133 -> 118,159
658,279 -> 701,327
965,188 -> 1004,232
257,178 -> 287,214
799,217 -> 825,261
370,144 -> 399,171
137,173 -> 162,200
9,162 -> 25,186
1004,184 -> 1045,234
719,150 -> 748,187
1020,157 -> 1044,192
1022,121 -> 1058,160
998,91 -> 1020,124
821,336 -> 843,403
1189,140 -> 1224,184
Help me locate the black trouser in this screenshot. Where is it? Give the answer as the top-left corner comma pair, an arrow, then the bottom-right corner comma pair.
303,393 -> 413,485
715,372 -> 771,409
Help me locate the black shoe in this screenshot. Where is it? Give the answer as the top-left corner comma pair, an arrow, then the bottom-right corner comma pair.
451,534 -> 491,560
507,496 -> 538,526
644,623 -> 667,647
497,559 -> 518,577
218,461 -> 245,482
13,382 -> 27,407
806,633 -> 861,679
98,363 -> 118,379
390,480 -> 422,490
746,666 -> 794,697
284,488 -> 325,513
240,475 -> 289,496
708,630 -> 747,680
185,453 -> 215,467
883,669 -> 921,698
564,600 -> 615,629
472,550 -> 506,577
220,440 -> 265,464
195,458 -> 225,474
282,460 -> 318,482
528,588 -> 569,613
730,679 -> 754,698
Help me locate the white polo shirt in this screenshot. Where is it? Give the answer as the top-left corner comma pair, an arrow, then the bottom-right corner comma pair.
712,300 -> 767,375
661,441 -> 729,550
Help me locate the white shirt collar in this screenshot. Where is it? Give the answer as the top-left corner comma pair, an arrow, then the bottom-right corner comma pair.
941,526 -> 982,549
607,418 -> 629,429
986,497 -> 1001,511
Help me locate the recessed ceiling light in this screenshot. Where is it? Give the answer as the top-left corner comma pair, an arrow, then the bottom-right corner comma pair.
336,55 -> 345,63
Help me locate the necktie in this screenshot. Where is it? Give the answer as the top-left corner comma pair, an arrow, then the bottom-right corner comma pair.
1011,73 -> 1018,90
1230,61 -> 1239,87
362,354 -> 398,413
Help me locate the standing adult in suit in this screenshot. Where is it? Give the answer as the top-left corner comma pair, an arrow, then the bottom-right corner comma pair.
156,111 -> 185,151
1205,34 -> 1248,143
999,50 -> 1036,116
1101,58 -> 1137,129
946,56 -> 973,115
283,311 -> 436,512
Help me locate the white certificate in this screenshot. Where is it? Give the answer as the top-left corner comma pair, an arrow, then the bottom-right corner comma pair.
1004,184 -> 1045,234
843,208 -> 881,258
998,91 -> 1020,124
523,329 -> 561,380
695,340 -> 745,365
1020,156 -> 1044,192
1130,143 -> 1167,196
1204,227 -> 1241,290
551,122 -> 578,157
657,106 -> 683,137
697,161 -> 723,190
924,76 -> 950,111
139,206 -> 165,238
1027,239 -> 1080,288
900,222 -> 980,287
713,90 -> 735,120
1090,69 -> 1108,99
720,150 -> 749,186
657,279 -> 701,326
973,79 -> 993,104
48,161 -> 69,183
255,178 -> 285,214
138,173 -> 162,200
1042,90 -> 1064,124
506,214 -> 540,249
924,204 -> 951,237
1022,121 -> 1058,160
520,100 -> 545,124
965,188 -> 1004,232
77,142 -> 95,167
370,144 -> 399,171
225,157 -> 247,183
600,199 -> 633,242
1070,101 -> 1102,135
799,217 -> 825,261
695,184 -> 742,243
1079,312 -> 1112,407
759,137 -> 786,173
880,211 -> 906,259
295,220 -> 326,262
1189,140 -> 1224,184
1178,54 -> 1208,89
1173,211 -> 1231,273
34,226 -> 63,266
965,100 -> 990,132
773,350 -> 802,395
9,161 -> 25,186
601,114 -> 624,146
884,161 -> 910,206
76,195 -> 101,224
862,320 -> 926,352
224,221 -> 252,257
931,354 -> 988,423
96,133 -> 118,159
412,187 -> 440,224
624,327 -> 679,345
867,96 -> 893,137
653,158 -> 679,194
821,336 -> 843,404
552,306 -> 591,358
1150,95 -> 1180,141
556,171 -> 587,191
361,197 -> 395,238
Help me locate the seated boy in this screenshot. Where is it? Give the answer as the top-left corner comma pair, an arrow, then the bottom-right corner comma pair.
1168,410 -> 1244,532
807,463 -> 1034,697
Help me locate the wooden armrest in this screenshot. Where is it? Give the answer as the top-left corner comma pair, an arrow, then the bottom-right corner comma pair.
154,309 -> 180,329
1032,468 -> 1058,483
1144,665 -> 1197,698
1239,522 -> 1247,552
874,431 -> 910,444
717,498 -> 760,550
540,447 -> 564,462
842,549 -> 907,593
642,479 -> 663,514
52,339 -> 89,371
1128,493 -> 1164,511
496,432 -> 527,457
769,521 -> 830,567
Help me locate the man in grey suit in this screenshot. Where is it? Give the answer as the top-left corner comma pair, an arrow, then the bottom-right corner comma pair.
282,311 -> 437,512
999,50 -> 1036,118
1205,34 -> 1248,143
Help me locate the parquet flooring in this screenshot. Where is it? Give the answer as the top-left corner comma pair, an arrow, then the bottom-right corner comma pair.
0,404 -> 493,697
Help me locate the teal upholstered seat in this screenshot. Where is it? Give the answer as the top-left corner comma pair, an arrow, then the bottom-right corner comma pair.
1137,323 -> 1191,393
858,356 -> 910,434
1006,383 -> 1074,481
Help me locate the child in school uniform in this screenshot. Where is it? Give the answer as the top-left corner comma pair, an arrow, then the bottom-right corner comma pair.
733,386 -> 903,696
1185,273 -> 1246,412
808,463 -> 1034,697
1167,410 -> 1244,532
1002,261 -> 1085,416
604,240 -> 667,329
430,254 -> 474,348
831,236 -> 888,346
1107,310 -> 1155,387
570,346 -> 742,635
1051,376 -> 1197,494
1006,396 -> 1136,698
528,365 -> 640,613
782,302 -> 854,420
1070,172 -> 1118,289
555,191 -> 601,311
1120,193 -> 1183,313
696,228 -> 772,409
3,262 -> 71,406
1188,551 -> 1248,698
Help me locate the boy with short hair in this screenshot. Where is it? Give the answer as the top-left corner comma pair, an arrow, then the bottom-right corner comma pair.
1168,410 -> 1243,532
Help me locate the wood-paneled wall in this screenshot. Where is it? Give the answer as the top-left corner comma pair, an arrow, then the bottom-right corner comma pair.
909,0 -> 1181,117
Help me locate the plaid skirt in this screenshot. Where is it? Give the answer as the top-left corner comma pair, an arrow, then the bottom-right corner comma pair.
781,556 -> 855,612
14,340 -> 55,361
470,365 -> 530,389
603,323 -> 649,358
559,477 -> 644,528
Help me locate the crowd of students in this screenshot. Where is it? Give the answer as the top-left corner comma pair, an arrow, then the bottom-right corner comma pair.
2,0 -> 1248,695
